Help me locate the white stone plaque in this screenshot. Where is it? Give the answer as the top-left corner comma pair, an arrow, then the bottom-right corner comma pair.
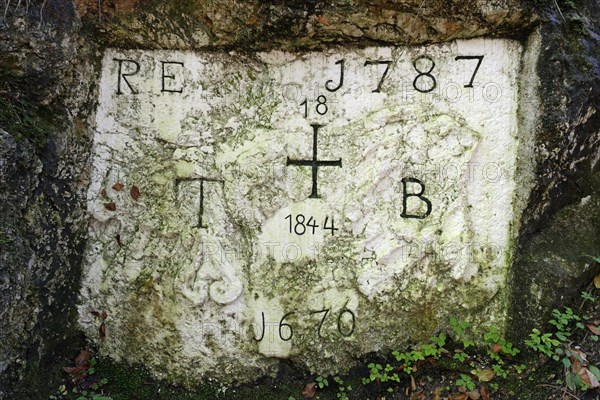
80,39 -> 523,381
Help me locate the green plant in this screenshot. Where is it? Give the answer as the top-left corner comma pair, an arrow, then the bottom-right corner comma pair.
449,317 -> 475,348
316,375 -> 329,389
391,333 -> 447,375
453,350 -> 468,362
581,291 -> 596,303
525,329 -> 561,358
456,373 -> 476,391
53,356 -> 113,400
333,376 -> 352,400
484,325 -> 520,358
525,291 -> 600,393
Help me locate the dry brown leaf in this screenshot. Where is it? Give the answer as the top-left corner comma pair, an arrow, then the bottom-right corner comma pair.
587,324 -> 600,335
74,349 -> 91,367
467,389 -> 480,400
100,188 -> 107,197
315,15 -> 329,26
411,375 -> 417,391
491,343 -> 502,354
301,382 -> 317,398
63,365 -> 86,374
99,322 -> 106,340
594,274 -> 600,289
480,386 -> 490,400
130,185 -> 141,200
64,349 -> 92,383
448,394 -> 469,400
433,387 -> 442,400
472,368 -> 495,382
410,390 -> 426,400
578,367 -> 600,388
112,182 -> 124,191
104,202 -> 116,211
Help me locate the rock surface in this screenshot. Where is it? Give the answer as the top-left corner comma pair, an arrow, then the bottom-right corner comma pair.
79,41 -> 524,381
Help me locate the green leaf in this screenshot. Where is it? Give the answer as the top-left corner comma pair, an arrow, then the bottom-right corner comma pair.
562,358 -> 571,369
566,372 -> 576,391
589,365 -> 600,380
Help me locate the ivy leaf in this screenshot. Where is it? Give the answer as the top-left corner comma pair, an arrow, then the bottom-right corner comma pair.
130,185 -> 141,200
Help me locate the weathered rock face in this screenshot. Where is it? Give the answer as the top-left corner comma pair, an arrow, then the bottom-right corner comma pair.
79,40 -> 525,381
0,0 -> 598,397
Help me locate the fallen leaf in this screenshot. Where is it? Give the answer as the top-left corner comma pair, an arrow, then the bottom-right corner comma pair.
130,185 -> 140,200
116,233 -> 123,247
491,343 -> 502,354
301,382 -> 316,398
433,387 -> 442,400
579,367 -> 600,388
410,390 -> 426,400
112,182 -> 124,191
315,15 -> 329,26
411,375 -> 417,391
101,310 -> 107,321
472,368 -> 495,382
480,386 -> 490,400
74,349 -> 91,367
99,322 -> 106,340
100,188 -> 107,197
63,365 -> 87,376
587,324 -> 600,335
594,274 -> 600,289
104,202 -> 116,211
448,394 -> 468,400
570,348 -> 589,373
64,349 -> 92,383
467,388 -> 480,400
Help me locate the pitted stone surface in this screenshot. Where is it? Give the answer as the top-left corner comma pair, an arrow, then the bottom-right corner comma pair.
80,39 -> 523,381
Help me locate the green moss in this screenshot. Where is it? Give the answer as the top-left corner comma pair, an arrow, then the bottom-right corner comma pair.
93,357 -> 300,400
0,96 -> 54,149
0,232 -> 10,245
